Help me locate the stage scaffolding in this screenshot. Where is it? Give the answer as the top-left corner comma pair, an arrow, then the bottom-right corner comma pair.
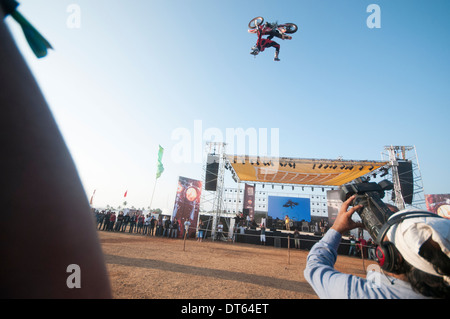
198,144 -> 426,240
381,145 -> 426,210
199,142 -> 236,240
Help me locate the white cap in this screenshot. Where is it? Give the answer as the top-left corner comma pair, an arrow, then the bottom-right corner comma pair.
386,209 -> 450,284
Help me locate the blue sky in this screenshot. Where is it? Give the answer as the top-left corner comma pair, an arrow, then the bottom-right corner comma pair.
6,0 -> 450,212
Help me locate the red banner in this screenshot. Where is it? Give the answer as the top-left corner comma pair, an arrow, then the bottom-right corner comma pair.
243,184 -> 256,221
425,194 -> 450,219
172,176 -> 203,237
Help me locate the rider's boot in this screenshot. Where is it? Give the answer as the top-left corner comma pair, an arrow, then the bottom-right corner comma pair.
250,46 -> 260,56
274,51 -> 280,61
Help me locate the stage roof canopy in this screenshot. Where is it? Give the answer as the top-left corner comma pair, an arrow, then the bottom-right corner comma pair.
225,155 -> 389,186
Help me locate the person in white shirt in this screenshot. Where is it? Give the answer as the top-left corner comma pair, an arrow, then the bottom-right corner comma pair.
217,222 -> 224,241
304,195 -> 450,299
183,219 -> 191,238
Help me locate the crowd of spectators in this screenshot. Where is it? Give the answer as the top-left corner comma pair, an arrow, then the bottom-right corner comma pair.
94,210 -> 376,258
347,234 -> 377,260
94,210 -> 187,238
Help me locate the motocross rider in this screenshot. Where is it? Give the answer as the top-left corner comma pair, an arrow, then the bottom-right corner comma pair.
251,22 -> 292,61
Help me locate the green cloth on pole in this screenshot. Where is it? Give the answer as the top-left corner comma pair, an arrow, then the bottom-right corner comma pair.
1,0 -> 53,58
156,145 -> 164,179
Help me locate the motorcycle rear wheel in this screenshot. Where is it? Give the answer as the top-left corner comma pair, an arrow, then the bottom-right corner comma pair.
284,23 -> 298,34
248,16 -> 264,29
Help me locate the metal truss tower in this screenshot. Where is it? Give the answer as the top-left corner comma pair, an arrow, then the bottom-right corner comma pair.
199,142 -> 228,240
381,145 -> 426,210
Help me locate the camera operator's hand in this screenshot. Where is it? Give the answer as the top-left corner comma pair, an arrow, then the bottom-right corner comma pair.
331,195 -> 364,235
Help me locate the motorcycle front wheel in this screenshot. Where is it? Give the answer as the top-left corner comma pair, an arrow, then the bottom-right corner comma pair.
248,16 -> 264,29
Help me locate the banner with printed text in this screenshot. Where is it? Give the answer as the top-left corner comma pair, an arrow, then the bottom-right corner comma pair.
243,184 -> 256,220
172,176 -> 203,237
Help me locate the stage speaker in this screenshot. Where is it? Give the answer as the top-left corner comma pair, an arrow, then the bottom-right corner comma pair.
205,154 -> 219,191
267,216 -> 273,229
396,160 -> 414,205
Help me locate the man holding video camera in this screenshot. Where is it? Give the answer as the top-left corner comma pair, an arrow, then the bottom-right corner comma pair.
304,194 -> 450,299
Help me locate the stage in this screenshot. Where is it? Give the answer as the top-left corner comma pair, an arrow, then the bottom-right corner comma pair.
231,228 -> 353,255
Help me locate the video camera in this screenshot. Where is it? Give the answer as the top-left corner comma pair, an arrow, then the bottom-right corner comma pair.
339,179 -> 394,242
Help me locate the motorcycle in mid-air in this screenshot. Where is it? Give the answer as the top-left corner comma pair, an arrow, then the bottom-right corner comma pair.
248,16 -> 298,60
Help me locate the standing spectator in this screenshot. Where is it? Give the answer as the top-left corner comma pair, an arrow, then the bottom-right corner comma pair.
161,216 -> 167,236
137,213 -> 144,234
359,236 -> 367,259
250,218 -> 257,229
143,214 -> 151,235
163,216 -> 171,237
260,225 -> 266,245
348,235 -> 356,256
129,213 -> 136,233
168,217 -> 174,237
114,211 -> 124,232
95,210 -> 103,229
149,216 -> 156,236
108,212 -> 116,231
367,238 -> 376,260
197,219 -> 205,242
239,222 -> 246,243
217,221 -> 224,241
260,217 -> 266,228
121,212 -> 130,232
294,228 -> 301,249
156,217 -> 163,236
183,219 -> 191,238
102,211 -> 111,231
319,219 -> 326,236
97,211 -> 105,230
171,218 -> 179,238
232,223 -> 239,243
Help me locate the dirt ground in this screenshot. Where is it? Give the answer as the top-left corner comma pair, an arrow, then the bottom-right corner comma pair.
98,230 -> 376,299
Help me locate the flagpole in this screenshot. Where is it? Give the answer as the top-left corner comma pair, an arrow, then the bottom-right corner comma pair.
89,189 -> 96,206
149,177 -> 158,210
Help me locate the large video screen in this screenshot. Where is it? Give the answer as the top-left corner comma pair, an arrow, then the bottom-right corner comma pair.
268,196 -> 311,222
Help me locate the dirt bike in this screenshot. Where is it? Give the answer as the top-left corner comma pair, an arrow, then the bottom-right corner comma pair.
248,17 -> 298,59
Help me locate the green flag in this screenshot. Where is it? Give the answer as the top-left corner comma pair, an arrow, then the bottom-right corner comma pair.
156,145 -> 164,179
2,0 -> 53,58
